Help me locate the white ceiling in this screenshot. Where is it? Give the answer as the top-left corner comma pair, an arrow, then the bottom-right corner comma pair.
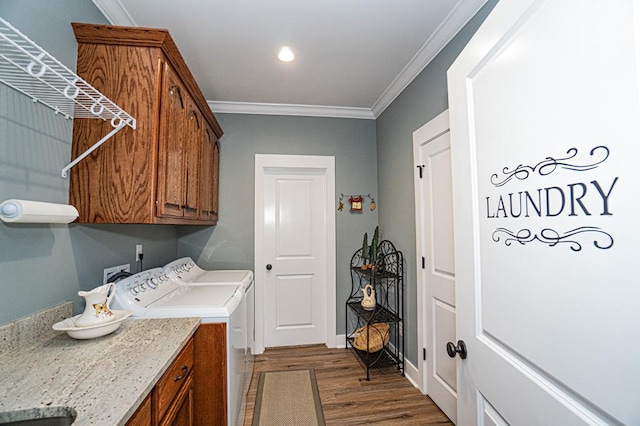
92,0 -> 487,119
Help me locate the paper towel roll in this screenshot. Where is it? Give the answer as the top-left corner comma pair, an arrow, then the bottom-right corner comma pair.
0,199 -> 79,223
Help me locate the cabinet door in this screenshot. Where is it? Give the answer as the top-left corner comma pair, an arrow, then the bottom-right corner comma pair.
154,339 -> 194,425
159,375 -> 193,426
199,126 -> 212,222
184,96 -> 202,219
157,63 -> 186,218
211,138 -> 220,223
199,124 -> 219,223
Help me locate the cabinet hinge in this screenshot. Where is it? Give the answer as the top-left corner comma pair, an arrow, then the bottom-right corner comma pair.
417,165 -> 425,179
422,256 -> 425,269
423,348 -> 427,361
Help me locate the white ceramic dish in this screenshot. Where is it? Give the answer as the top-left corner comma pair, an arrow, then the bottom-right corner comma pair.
53,310 -> 132,339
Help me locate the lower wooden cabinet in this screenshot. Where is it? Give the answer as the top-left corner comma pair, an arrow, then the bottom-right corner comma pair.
127,338 -> 195,426
125,324 -> 230,426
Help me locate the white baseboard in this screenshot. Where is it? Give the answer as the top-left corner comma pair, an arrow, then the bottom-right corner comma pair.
404,358 -> 422,392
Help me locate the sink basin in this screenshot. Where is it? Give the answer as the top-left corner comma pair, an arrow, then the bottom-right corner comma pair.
0,407 -> 76,425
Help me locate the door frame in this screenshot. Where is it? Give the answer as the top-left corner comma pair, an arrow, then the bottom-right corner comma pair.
254,154 -> 336,354
413,110 -> 451,394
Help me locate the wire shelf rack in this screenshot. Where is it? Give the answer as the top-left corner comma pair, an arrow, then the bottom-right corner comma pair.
0,17 -> 136,177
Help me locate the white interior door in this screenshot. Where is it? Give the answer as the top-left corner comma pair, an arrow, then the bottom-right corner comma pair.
448,1 -> 640,424
254,155 -> 336,352
414,110 -> 457,423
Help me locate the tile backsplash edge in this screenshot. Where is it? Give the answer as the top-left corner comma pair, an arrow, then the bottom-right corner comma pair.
0,302 -> 73,355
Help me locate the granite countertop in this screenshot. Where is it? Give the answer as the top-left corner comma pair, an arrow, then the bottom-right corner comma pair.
0,310 -> 199,425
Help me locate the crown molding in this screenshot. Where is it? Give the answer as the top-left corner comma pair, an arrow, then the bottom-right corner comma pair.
93,0 -> 486,120
371,0 -> 488,118
91,0 -> 137,26
208,101 -> 375,120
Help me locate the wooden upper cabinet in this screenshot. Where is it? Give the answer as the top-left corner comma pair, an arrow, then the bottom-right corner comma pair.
69,23 -> 222,224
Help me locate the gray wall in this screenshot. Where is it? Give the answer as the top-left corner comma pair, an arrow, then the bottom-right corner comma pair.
178,113 -> 378,334
0,1 -> 378,332
376,0 -> 498,365
0,0 -> 497,360
0,1 -> 179,325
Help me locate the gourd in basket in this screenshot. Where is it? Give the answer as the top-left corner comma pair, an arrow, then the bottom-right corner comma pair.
353,322 -> 390,353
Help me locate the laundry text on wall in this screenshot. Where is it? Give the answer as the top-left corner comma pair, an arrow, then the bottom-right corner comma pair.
484,146 -> 615,251
485,178 -> 617,219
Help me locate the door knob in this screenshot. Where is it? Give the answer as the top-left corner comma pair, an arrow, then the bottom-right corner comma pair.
266,264 -> 272,270
446,340 -> 467,359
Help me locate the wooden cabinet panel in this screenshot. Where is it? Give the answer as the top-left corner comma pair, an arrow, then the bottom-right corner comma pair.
157,63 -> 187,219
211,138 -> 220,223
199,124 -> 219,224
70,42 -> 161,223
184,96 -> 202,219
159,374 -> 193,426
126,394 -> 152,426
154,339 -> 194,423
70,23 -> 222,225
199,127 -> 212,222
127,337 -> 194,426
194,323 -> 227,426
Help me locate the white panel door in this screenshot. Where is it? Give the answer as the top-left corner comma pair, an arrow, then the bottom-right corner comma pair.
448,1 -> 640,425
265,170 -> 325,346
414,110 -> 457,423
255,155 -> 336,352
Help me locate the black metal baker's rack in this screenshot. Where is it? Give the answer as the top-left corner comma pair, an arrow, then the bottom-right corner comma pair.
345,239 -> 404,380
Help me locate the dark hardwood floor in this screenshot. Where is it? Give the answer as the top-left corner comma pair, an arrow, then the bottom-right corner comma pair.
243,345 -> 453,425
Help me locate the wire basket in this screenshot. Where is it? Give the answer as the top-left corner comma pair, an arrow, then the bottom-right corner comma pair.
352,322 -> 390,353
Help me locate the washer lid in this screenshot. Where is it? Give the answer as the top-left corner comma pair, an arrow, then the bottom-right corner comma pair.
188,270 -> 253,287
150,284 -> 239,308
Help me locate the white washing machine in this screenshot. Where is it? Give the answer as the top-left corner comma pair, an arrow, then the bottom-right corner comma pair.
164,258 -> 255,356
112,258 -> 254,426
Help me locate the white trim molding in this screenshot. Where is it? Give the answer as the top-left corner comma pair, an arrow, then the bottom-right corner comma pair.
93,0 -> 487,120
208,101 -> 375,120
404,358 -> 421,391
254,154 -> 337,353
91,0 -> 136,26
371,0 -> 488,117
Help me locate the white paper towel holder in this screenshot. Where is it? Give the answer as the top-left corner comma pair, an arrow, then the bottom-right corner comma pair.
0,199 -> 79,224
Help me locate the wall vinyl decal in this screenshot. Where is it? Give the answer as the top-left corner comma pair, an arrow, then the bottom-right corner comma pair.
483,145 -> 617,252
490,146 -> 610,187
492,226 -> 614,252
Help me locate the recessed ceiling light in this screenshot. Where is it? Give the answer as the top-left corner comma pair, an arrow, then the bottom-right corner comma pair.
277,46 -> 296,63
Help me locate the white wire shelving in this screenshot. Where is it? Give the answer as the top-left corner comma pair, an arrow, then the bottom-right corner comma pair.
0,17 -> 137,178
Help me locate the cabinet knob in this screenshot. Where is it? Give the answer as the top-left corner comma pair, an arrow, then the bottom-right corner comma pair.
266,264 -> 272,270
